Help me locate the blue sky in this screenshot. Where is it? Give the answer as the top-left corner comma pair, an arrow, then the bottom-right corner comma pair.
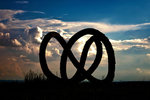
1,0 -> 150,23
0,0 -> 150,81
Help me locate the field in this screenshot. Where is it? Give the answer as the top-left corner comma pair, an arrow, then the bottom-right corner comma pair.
0,81 -> 150,100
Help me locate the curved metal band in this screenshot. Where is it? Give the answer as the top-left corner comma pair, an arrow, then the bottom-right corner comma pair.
60,28 -> 115,83
39,28 -> 116,83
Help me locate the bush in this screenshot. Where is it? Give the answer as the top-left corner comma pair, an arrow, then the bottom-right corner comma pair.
24,70 -> 47,82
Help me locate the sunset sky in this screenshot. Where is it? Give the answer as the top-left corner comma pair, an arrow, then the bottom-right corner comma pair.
0,0 -> 150,81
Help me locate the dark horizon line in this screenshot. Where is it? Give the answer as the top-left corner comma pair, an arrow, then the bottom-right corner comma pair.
0,80 -> 150,83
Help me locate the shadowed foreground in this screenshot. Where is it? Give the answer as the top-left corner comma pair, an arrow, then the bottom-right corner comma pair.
0,81 -> 150,100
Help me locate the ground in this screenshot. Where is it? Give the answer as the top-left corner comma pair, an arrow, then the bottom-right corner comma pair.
0,81 -> 150,100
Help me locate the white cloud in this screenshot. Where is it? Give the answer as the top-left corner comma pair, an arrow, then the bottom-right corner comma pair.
0,32 -> 11,46
15,1 -> 29,4
0,23 -> 7,29
25,26 -> 43,43
1,9 -> 150,62
29,11 -> 45,14
0,32 -> 10,38
12,39 -> 22,46
0,9 -> 24,21
34,26 -> 43,43
46,50 -> 53,57
7,18 -> 150,34
4,18 -> 150,61
53,48 -> 61,56
64,22 -> 141,33
8,57 -> 17,62
20,55 -> 26,58
110,37 -> 150,51
136,68 -> 143,73
0,9 -> 44,23
1,9 -> 150,80
146,54 -> 150,57
0,26 -> 43,57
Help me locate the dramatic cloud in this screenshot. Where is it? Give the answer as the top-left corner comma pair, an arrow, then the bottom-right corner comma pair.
4,14 -> 150,59
0,25 -> 44,62
24,26 -> 43,43
1,9 -> 150,80
1,14 -> 150,61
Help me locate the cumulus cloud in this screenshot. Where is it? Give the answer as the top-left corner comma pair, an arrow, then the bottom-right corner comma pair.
0,23 -> 7,29
12,26 -> 43,58
24,26 -> 43,43
20,54 -> 26,58
0,32 -> 23,47
146,54 -> 150,57
31,26 -> 43,43
0,32 -> 10,37
110,36 -> 150,51
1,10 -> 150,59
46,50 -> 53,57
0,32 -> 11,46
75,36 -> 150,59
0,25 -> 44,61
4,14 -> 150,61
1,15 -> 150,62
5,18 -> 150,59
136,68 -> 143,73
1,9 -> 150,80
12,39 -> 22,46
2,16 -> 150,62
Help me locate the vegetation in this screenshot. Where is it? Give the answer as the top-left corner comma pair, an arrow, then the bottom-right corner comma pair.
0,70 -> 150,100
24,70 -> 47,82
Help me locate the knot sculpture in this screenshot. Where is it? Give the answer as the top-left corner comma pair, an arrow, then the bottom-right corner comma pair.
39,28 -> 116,83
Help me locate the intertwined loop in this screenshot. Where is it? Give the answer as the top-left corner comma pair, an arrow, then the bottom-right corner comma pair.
39,28 -> 115,83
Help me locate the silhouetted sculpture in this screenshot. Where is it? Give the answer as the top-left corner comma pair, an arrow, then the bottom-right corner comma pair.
39,28 -> 116,84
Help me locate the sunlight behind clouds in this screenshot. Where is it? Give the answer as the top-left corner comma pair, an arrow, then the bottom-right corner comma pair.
1,9 -> 150,80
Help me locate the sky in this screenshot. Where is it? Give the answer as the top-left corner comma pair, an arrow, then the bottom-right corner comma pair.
0,0 -> 150,81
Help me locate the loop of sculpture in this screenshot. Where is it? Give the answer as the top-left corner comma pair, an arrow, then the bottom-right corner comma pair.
39,28 -> 116,83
